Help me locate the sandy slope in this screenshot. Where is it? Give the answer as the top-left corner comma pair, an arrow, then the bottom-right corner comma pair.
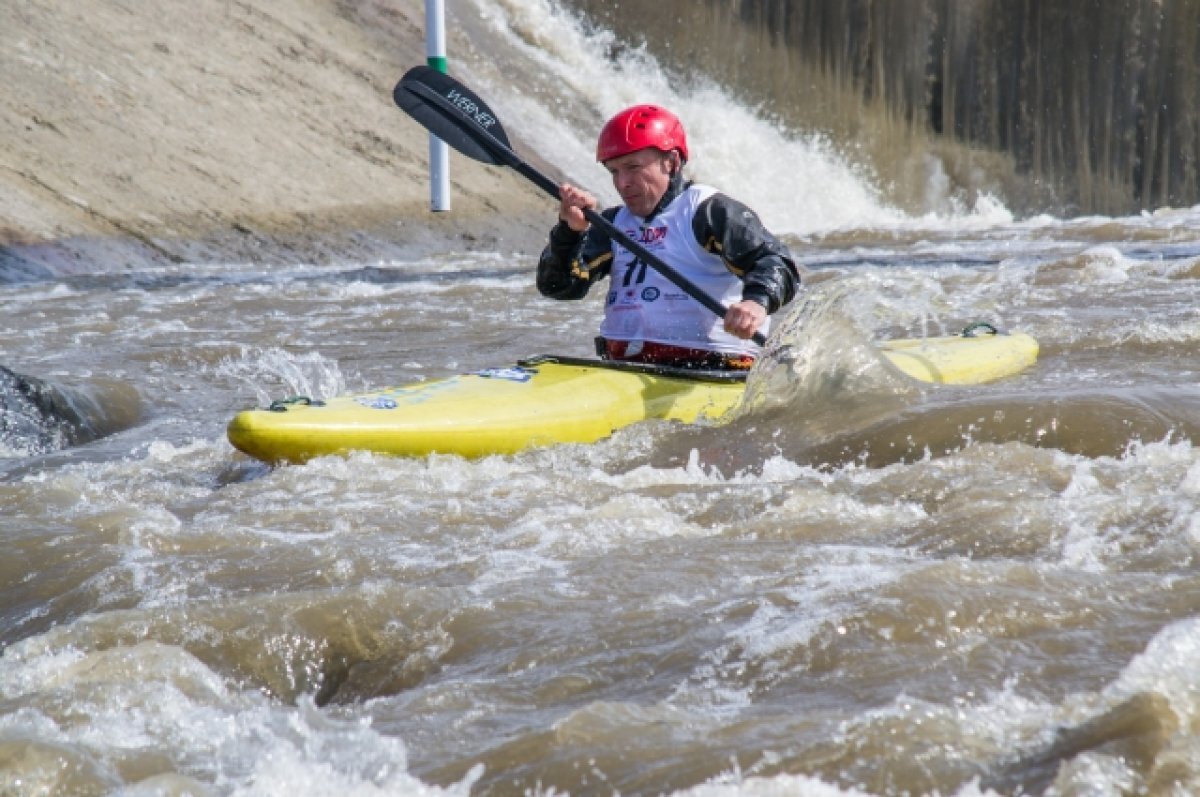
0,0 -> 551,275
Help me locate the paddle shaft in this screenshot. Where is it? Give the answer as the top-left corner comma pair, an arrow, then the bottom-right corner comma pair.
509,162 -> 763,345
537,167 -> 770,345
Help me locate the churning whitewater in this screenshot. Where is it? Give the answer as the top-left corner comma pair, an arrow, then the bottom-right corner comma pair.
2,1 -> 1200,796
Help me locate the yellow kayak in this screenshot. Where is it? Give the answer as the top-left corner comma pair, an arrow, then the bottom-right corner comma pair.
227,328 -> 1038,463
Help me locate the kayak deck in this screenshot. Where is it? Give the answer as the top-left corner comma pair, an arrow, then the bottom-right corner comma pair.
227,328 -> 1038,463
228,357 -> 746,463
880,328 -> 1039,384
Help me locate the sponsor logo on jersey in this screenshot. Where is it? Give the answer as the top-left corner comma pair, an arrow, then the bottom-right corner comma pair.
641,286 -> 661,301
625,226 -> 668,245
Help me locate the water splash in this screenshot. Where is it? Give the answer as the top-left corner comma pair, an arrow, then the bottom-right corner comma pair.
740,280 -> 924,422
216,348 -> 347,408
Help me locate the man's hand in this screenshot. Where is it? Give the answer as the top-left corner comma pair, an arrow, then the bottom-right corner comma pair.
558,183 -> 598,232
724,299 -> 767,340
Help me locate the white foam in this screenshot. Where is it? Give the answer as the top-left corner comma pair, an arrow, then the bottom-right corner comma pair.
460,0 -> 901,235
1112,617 -> 1200,721
0,637 -> 477,797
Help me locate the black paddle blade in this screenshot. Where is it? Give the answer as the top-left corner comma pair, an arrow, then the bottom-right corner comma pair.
394,66 -> 516,168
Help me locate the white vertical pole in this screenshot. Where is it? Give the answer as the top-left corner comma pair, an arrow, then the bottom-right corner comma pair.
426,0 -> 450,211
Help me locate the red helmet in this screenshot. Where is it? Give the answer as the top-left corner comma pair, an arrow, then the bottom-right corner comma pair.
596,105 -> 689,163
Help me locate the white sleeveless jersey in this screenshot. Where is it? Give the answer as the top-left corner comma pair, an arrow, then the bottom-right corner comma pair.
599,184 -> 766,356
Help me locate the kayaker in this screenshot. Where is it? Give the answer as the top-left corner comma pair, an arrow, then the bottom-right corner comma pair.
537,104 -> 800,370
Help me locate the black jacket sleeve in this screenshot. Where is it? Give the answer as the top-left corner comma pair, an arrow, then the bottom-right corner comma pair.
691,193 -> 800,313
536,209 -> 620,300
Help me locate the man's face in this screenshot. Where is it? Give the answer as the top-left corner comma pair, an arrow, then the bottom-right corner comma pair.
604,148 -> 676,218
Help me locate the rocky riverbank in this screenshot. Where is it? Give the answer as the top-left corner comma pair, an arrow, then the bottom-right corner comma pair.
0,0 -> 551,279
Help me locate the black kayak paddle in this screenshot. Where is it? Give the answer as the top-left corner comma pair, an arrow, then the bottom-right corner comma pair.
393,65 -> 768,346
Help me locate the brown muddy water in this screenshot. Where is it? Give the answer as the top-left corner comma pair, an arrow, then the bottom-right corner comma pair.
3,0 -> 1200,795
3,210 -> 1199,796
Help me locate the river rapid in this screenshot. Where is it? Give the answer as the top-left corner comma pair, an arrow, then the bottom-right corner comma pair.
4,1 -> 1200,796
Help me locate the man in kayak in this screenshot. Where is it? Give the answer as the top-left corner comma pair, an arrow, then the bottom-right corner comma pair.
537,104 -> 800,370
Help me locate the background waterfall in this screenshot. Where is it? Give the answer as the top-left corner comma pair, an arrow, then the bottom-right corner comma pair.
563,0 -> 1200,217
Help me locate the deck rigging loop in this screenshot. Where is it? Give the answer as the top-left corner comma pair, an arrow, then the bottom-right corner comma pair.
268,396 -> 326,413
960,321 -> 1001,337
